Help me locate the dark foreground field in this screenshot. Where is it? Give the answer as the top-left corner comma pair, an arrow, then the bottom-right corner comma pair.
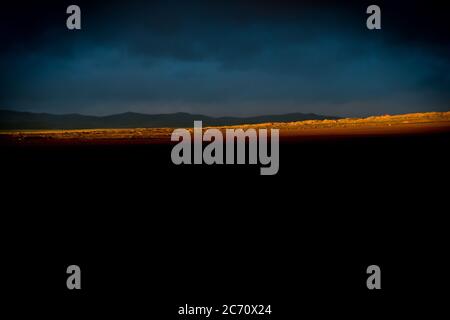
1,122 -> 449,317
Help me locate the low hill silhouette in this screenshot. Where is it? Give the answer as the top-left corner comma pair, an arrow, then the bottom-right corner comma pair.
0,110 -> 339,130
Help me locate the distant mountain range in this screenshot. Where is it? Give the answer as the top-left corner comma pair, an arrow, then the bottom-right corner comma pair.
0,109 -> 340,130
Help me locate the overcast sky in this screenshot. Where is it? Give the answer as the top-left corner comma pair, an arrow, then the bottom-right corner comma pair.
1,0 -> 449,116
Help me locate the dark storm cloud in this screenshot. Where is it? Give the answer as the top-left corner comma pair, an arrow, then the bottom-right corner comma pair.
1,0 -> 449,116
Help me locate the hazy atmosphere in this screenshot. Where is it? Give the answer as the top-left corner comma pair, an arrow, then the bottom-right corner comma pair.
1,0 -> 449,117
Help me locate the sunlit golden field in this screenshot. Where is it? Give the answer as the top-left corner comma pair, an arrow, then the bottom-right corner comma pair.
1,111 -> 449,144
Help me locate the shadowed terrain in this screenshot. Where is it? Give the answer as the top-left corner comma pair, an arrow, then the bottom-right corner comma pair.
0,109 -> 338,130
2,109 -> 449,310
1,111 -> 449,145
